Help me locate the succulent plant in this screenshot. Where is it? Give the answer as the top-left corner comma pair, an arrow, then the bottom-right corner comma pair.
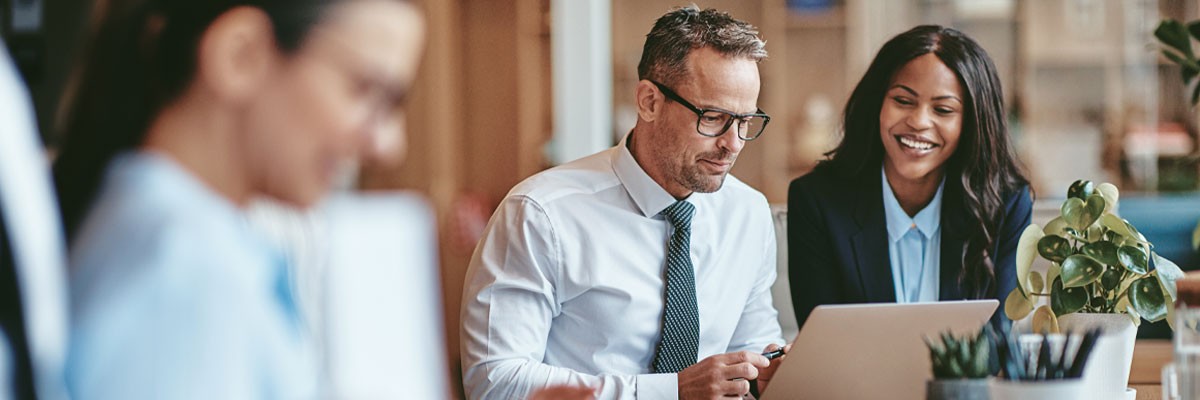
925,329 -> 992,379
1004,180 -> 1186,332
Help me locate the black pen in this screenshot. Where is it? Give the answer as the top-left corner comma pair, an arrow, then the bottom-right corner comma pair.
1067,328 -> 1101,378
762,348 -> 786,360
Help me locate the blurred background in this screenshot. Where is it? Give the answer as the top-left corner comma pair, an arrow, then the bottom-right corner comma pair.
5,0 -> 1200,394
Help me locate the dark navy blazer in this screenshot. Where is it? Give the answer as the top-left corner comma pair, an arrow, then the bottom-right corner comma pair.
786,165 -> 1032,328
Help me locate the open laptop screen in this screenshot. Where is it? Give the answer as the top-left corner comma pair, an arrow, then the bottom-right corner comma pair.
761,300 -> 997,400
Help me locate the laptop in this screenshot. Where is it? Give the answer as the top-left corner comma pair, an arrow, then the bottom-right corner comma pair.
761,300 -> 998,400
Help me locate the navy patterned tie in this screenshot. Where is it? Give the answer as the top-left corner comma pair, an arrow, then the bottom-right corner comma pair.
652,200 -> 700,373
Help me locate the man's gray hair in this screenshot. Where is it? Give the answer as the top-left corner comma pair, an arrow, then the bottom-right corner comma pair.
637,5 -> 768,87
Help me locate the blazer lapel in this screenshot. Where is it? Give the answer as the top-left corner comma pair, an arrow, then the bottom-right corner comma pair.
939,185 -> 966,301
850,172 -> 895,303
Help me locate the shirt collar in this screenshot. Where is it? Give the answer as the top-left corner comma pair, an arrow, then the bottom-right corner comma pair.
881,166 -> 944,243
611,132 -> 682,218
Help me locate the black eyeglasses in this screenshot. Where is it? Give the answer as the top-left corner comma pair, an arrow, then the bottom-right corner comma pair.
650,80 -> 770,141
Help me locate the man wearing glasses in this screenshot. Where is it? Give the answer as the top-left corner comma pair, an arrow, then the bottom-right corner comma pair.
461,6 -> 786,399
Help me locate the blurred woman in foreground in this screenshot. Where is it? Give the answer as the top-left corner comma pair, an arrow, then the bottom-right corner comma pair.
53,0 -> 424,397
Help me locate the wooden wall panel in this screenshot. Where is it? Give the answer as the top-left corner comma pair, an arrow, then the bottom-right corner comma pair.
358,1 -> 550,395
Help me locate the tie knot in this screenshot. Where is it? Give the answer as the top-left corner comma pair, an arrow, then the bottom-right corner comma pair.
660,201 -> 694,230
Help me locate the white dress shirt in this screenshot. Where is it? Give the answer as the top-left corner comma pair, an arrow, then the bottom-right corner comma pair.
461,134 -> 783,400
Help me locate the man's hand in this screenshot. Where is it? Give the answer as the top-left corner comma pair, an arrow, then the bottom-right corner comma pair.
677,351 -> 768,399
755,343 -> 792,395
530,385 -> 597,400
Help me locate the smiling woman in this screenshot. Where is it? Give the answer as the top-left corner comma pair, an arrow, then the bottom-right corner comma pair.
879,53 -> 963,216
786,25 -> 1033,330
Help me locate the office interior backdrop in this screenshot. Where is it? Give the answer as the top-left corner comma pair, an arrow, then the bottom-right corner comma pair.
4,0 -> 1200,394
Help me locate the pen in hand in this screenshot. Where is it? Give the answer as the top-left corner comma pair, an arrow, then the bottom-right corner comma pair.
747,347 -> 787,399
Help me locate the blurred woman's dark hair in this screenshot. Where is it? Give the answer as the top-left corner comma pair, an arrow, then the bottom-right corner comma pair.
821,24 -> 1030,300
52,0 -> 400,239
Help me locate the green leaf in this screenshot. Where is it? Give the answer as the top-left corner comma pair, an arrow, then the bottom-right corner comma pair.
1183,62 -> 1200,84
1082,240 -> 1120,266
1122,299 -> 1143,327
1096,182 -> 1119,212
1066,224 -> 1104,243
1050,277 -> 1088,316
1189,20 -> 1200,42
1067,179 -> 1095,199
1167,299 -> 1177,330
1030,270 -> 1045,294
1119,245 -> 1149,275
1005,286 -> 1035,320
1154,252 -> 1185,302
1061,197 -> 1084,227
1104,229 -> 1124,244
1157,19 -> 1194,59
1087,224 -> 1104,243
1160,272 -> 1178,330
1163,49 -> 1200,73
1033,305 -> 1060,334
1100,215 -> 1150,248
1061,254 -> 1105,288
1038,235 -> 1072,264
1043,216 -> 1068,236
1100,214 -> 1132,240
1101,266 -> 1123,291
1130,277 -> 1168,322
1047,263 -> 1062,288
1193,219 -> 1200,251
1016,224 -> 1044,293
1062,195 -> 1105,231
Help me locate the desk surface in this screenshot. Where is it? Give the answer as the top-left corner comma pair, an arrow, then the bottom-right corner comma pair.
1132,384 -> 1161,400
1132,339 -> 1172,400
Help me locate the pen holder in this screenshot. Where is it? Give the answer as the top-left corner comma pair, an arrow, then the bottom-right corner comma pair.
989,378 -> 1084,400
990,326 -> 1100,400
1163,360 -> 1200,400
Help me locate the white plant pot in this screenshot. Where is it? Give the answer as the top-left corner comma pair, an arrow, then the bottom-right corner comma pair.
989,378 -> 1084,400
1056,313 -> 1137,400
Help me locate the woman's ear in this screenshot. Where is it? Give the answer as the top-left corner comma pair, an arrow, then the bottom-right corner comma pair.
195,6 -> 280,103
635,79 -> 663,123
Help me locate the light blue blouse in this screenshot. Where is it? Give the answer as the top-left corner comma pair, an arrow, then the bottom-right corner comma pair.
881,167 -> 944,303
65,152 -> 314,399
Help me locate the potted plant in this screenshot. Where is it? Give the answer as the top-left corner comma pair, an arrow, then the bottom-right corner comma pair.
925,328 -> 993,400
1004,179 -> 1185,399
1155,19 -> 1200,193
1155,19 -> 1200,106
1156,18 -> 1200,269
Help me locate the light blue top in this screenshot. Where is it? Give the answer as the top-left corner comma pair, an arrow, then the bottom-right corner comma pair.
65,152 -> 315,399
881,167 -> 944,303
